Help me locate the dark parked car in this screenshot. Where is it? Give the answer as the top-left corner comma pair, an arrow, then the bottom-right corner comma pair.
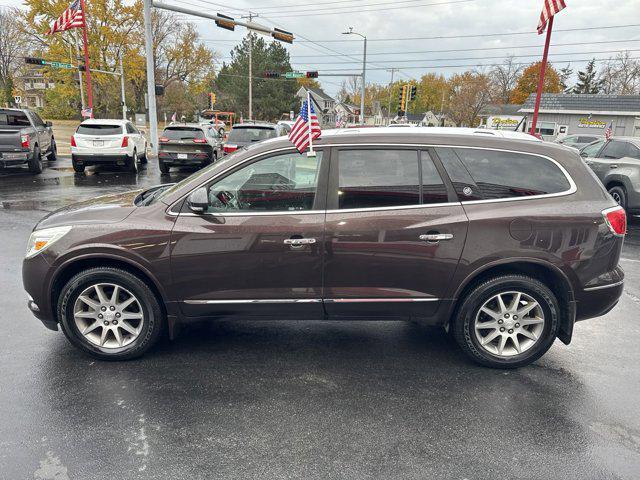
222,122 -> 287,155
23,128 -> 625,368
158,123 -> 223,174
580,137 -> 640,213
0,108 -> 56,173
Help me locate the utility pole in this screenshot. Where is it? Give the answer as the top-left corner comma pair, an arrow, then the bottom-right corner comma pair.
386,68 -> 398,125
342,28 -> 367,124
143,0 -> 158,155
119,52 -> 127,120
241,12 -> 256,121
74,32 -> 85,109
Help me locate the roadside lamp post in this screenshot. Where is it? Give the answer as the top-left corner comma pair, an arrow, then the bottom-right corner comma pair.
342,27 -> 367,125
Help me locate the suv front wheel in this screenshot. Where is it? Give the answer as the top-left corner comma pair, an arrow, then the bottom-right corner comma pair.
452,274 -> 559,368
58,267 -> 164,360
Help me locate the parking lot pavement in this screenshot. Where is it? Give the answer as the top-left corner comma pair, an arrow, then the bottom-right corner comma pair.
1,158 -> 640,479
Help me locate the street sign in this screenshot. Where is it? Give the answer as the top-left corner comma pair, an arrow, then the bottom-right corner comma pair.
14,96 -> 21,104
24,57 -> 74,69
284,71 -> 304,79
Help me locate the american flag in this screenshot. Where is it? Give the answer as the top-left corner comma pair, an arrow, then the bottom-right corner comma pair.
605,121 -> 613,141
537,0 -> 566,35
288,99 -> 321,153
46,0 -> 84,35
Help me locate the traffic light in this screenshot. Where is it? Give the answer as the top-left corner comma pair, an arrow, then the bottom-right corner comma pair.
306,71 -> 318,78
215,13 -> 235,31
410,85 -> 417,101
24,57 -> 45,65
272,28 -> 294,44
263,71 -> 280,78
398,84 -> 407,114
208,92 -> 216,108
155,84 -> 165,96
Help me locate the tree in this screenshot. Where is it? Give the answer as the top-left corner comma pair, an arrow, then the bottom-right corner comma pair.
0,8 -> 32,106
599,52 -> 640,95
489,56 -> 523,104
509,61 -> 562,104
447,71 -> 492,127
215,34 -> 298,121
413,73 -> 449,113
573,59 -> 603,94
296,77 -> 320,90
558,65 -> 573,93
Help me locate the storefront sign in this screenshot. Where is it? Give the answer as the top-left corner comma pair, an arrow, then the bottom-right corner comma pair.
578,118 -> 607,129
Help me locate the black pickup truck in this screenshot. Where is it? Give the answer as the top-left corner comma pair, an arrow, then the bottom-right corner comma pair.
0,108 -> 57,174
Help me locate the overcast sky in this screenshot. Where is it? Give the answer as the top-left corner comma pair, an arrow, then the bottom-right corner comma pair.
3,0 -> 640,97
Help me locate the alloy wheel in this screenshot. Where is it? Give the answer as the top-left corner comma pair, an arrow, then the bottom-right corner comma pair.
73,283 -> 144,349
473,290 -> 545,357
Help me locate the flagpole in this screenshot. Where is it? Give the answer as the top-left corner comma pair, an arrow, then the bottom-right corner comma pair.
306,90 -> 316,157
80,0 -> 94,117
529,15 -> 553,136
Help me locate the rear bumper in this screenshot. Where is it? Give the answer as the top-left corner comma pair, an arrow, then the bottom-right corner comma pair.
158,151 -> 212,165
576,267 -> 625,321
0,151 -> 30,167
72,154 -> 129,165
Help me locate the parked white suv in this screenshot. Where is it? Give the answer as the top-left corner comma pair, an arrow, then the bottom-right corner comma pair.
71,119 -> 147,173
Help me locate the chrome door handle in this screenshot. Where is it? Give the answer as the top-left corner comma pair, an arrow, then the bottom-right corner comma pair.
419,233 -> 453,242
284,238 -> 316,246
610,165 -> 618,169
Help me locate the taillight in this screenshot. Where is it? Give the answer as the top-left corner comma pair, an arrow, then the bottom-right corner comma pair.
121,136 -> 129,148
223,144 -> 237,154
159,137 -> 169,143
70,135 -> 76,147
193,138 -> 207,143
603,206 -> 627,236
21,134 -> 30,148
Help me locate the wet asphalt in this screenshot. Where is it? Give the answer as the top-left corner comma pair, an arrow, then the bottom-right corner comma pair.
1,157 -> 639,480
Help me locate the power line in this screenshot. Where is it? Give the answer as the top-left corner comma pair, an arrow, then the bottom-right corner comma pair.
253,0 -> 474,14
296,23 -> 640,43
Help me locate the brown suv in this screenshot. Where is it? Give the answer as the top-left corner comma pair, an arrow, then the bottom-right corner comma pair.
22,129 -> 626,368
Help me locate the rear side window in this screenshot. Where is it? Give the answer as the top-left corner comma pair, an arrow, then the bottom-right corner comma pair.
452,148 -> 571,200
434,148 -> 483,201
227,127 -> 276,143
162,127 -> 205,140
420,152 -> 448,204
337,150 -> 420,209
0,111 -> 30,126
77,124 -> 123,135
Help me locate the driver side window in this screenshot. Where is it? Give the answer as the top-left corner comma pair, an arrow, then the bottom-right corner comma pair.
206,151 -> 322,213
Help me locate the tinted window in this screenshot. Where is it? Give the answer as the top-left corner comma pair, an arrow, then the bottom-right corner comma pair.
435,147 -> 483,201
338,150 -> 419,209
581,140 -> 605,157
206,151 -> 321,213
162,127 -> 205,140
227,127 -> 277,143
0,110 -> 30,126
126,123 -> 136,134
577,136 -> 599,143
30,112 -> 46,127
77,124 -> 123,135
454,148 -> 571,199
420,152 -> 448,204
600,141 -> 630,159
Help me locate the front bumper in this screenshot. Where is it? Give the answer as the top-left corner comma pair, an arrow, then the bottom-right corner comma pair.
23,254 -> 58,330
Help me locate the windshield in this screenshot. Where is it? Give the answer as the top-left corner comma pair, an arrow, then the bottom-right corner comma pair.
0,110 -> 30,126
227,127 -> 276,143
77,124 -> 123,135
162,127 -> 205,140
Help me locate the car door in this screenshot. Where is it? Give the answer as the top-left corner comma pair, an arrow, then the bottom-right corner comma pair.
170,148 -> 328,319
322,147 -> 468,319
589,140 -> 633,179
127,123 -> 144,153
28,111 -> 50,152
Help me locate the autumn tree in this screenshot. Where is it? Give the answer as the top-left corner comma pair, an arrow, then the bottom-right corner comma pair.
489,56 -> 523,103
0,8 -> 32,106
447,71 -> 492,127
296,77 -> 321,90
413,73 -> 449,114
573,59 -> 603,94
509,61 -> 562,104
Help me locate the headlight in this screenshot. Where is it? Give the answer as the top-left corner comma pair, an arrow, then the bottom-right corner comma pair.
25,226 -> 72,259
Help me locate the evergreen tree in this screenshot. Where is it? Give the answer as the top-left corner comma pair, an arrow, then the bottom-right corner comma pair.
573,60 -> 603,94
559,65 -> 573,93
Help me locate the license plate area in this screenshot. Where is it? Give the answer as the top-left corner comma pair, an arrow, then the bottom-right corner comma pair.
177,153 -> 188,159
93,140 -> 104,147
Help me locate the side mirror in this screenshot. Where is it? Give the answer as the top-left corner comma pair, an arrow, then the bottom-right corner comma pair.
580,151 -> 588,158
139,129 -> 146,135
187,187 -> 209,213
46,121 -> 53,127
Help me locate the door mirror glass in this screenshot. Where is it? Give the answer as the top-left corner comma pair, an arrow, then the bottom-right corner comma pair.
187,187 -> 209,213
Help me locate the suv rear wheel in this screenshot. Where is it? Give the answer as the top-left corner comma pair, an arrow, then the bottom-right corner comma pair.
608,185 -> 627,211
127,149 -> 138,173
58,267 -> 164,360
452,274 -> 559,368
71,155 -> 85,173
159,161 -> 170,174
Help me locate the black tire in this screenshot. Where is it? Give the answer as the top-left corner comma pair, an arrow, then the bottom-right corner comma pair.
48,139 -> 58,161
140,143 -> 148,164
71,155 -> 85,173
608,185 -> 627,211
127,149 -> 138,173
57,267 -> 165,360
452,274 -> 559,369
28,145 -> 43,174
159,161 -> 170,174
